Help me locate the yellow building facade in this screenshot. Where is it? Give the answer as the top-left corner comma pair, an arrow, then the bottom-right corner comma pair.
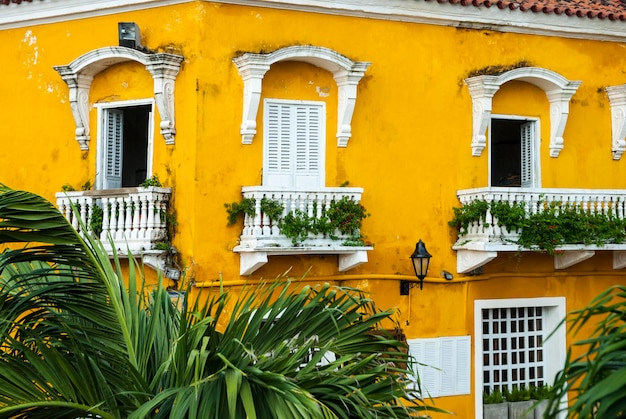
2,0 -> 626,416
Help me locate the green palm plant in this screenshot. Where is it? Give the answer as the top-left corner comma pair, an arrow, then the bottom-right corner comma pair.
0,185 -> 445,418
545,285 -> 626,418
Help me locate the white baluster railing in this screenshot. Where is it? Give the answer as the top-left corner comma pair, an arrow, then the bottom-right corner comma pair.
56,187 -> 172,254
454,187 -> 626,246
237,186 -> 365,248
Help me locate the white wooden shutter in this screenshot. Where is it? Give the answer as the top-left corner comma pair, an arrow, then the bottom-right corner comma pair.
520,121 -> 534,188
294,104 -> 323,188
263,99 -> 325,188
104,109 -> 124,189
408,336 -> 471,398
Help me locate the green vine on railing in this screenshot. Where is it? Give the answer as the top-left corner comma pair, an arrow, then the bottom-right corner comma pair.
226,196 -> 370,246
449,199 -> 626,255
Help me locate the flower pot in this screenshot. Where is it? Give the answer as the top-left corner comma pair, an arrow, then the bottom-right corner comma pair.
484,402 -> 508,419
534,399 -> 549,419
509,400 -> 535,418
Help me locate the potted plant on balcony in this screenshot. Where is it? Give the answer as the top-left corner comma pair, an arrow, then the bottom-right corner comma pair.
483,389 -> 507,419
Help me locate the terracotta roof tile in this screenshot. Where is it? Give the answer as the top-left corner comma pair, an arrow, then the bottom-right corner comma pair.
2,0 -> 626,21
0,0 -> 35,4
427,0 -> 626,20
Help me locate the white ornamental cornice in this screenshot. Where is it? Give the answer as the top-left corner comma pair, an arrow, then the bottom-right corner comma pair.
2,0 -> 626,43
54,46 -> 183,149
465,67 -> 581,158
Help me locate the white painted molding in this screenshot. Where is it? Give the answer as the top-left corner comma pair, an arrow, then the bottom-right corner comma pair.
4,0 -> 626,43
465,67 -> 581,157
338,250 -> 368,271
613,250 -> 626,269
456,249 -> 497,274
233,45 -> 370,146
606,85 -> 626,160
554,250 -> 594,269
54,46 -> 183,149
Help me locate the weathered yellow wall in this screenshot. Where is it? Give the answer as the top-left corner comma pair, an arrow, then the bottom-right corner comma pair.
2,2 -> 626,416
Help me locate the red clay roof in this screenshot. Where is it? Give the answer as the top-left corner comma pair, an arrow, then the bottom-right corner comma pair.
427,0 -> 626,21
2,0 -> 626,21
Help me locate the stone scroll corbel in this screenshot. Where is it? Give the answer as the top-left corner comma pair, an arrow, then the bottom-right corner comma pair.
606,85 -> 626,160
146,53 -> 184,145
465,76 -> 499,157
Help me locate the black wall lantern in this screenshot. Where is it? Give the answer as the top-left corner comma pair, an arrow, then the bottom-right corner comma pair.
400,239 -> 432,295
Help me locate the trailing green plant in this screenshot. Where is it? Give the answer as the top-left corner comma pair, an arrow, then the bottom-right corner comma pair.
260,197 -> 284,222
225,197 -> 256,226
448,199 -> 490,234
278,209 -> 314,245
139,174 -> 162,187
89,205 -> 104,238
450,199 -> 626,255
483,389 -> 505,404
326,196 -> 369,237
81,180 -> 93,191
60,183 -> 75,192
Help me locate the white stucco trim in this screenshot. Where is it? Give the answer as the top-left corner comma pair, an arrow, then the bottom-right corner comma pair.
54,46 -> 183,149
465,67 -> 581,158
2,0 -> 626,42
233,45 -> 370,147
606,85 -> 626,160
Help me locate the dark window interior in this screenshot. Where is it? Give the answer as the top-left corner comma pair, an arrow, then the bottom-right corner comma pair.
121,105 -> 150,187
491,119 -> 524,187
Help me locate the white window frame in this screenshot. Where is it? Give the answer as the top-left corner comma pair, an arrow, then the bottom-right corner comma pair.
262,98 -> 326,189
489,115 -> 541,188
95,99 -> 155,190
474,297 -> 567,419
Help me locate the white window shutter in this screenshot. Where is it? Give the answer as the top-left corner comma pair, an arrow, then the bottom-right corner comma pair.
263,99 -> 325,188
520,121 -> 534,188
294,104 -> 323,188
408,336 -> 471,398
104,109 -> 124,189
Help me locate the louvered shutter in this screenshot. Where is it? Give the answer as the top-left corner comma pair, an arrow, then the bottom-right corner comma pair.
263,100 -> 325,188
294,103 -> 323,188
104,109 -> 124,189
520,121 -> 534,188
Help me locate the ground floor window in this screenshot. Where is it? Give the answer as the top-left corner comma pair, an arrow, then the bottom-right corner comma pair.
474,297 -> 566,418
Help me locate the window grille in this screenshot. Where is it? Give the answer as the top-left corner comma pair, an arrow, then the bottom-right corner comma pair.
481,306 -> 545,394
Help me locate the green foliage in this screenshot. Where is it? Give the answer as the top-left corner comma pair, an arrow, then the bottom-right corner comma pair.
530,384 -> 551,400
225,197 -> 256,226
483,389 -> 505,404
81,180 -> 93,191
60,183 -> 75,192
139,174 -> 162,187
545,285 -> 626,418
260,197 -> 284,222
326,196 -> 369,237
226,196 -> 371,247
450,200 -> 626,254
0,185 -> 446,418
89,205 -> 104,238
278,209 -> 313,245
448,199 -> 489,234
504,385 -> 531,402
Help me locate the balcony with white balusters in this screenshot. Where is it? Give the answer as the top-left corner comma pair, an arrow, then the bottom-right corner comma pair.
233,186 -> 373,275
453,187 -> 626,273
55,187 -> 172,257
